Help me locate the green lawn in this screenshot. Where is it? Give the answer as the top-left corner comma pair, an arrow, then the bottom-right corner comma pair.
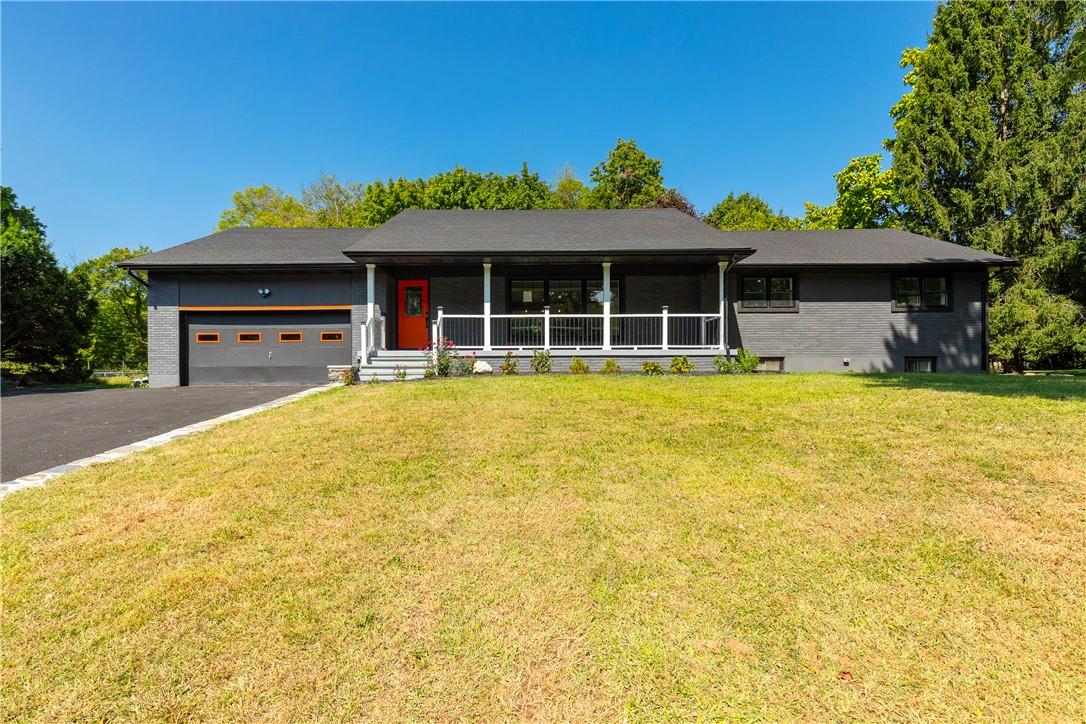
3,374 -> 1084,720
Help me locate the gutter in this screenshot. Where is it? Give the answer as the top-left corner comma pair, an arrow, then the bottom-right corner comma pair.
123,268 -> 148,287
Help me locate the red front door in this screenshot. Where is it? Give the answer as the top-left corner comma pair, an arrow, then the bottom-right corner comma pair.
397,279 -> 430,349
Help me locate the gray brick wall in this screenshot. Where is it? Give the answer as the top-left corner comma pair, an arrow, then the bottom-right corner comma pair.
719,269 -> 986,372
147,274 -> 180,387
625,273 -> 700,313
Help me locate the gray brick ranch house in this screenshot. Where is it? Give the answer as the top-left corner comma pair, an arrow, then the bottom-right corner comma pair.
120,209 -> 1016,386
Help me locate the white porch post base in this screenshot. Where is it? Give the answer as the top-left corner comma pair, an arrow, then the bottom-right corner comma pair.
543,306 -> 551,350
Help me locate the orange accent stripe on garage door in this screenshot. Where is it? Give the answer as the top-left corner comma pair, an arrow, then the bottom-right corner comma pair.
179,305 -> 352,311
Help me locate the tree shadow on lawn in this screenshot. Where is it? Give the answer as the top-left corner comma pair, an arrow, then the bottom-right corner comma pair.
855,373 -> 1086,402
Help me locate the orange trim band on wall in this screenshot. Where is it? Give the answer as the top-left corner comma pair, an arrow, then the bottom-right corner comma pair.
180,305 -> 352,311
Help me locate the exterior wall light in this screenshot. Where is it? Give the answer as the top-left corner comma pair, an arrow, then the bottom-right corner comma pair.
258,288 -> 271,298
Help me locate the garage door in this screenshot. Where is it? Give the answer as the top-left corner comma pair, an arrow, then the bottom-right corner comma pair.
185,311 -> 351,385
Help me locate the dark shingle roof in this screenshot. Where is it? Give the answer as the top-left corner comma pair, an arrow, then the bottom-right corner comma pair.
120,212 -> 1016,269
119,227 -> 370,269
733,229 -> 1016,267
344,209 -> 748,255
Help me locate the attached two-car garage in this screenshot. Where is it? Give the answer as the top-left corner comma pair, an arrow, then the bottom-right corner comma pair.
184,311 -> 351,385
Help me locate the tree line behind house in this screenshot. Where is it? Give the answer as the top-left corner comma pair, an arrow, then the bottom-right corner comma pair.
2,1 -> 1083,380
1,187 -> 148,383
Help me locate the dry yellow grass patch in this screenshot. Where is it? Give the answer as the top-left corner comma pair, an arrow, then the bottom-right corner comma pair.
3,374 -> 1085,720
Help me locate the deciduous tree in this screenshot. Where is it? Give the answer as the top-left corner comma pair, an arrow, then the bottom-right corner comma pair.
705,192 -> 792,230
75,246 -> 150,370
1,187 -> 96,380
590,138 -> 666,208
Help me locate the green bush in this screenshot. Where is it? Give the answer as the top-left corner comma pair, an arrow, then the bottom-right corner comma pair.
600,358 -> 622,375
736,348 -> 760,373
669,355 -> 694,374
530,349 -> 552,374
454,353 -> 475,376
713,349 -> 761,374
500,351 -> 519,375
568,357 -> 590,374
641,360 -> 664,376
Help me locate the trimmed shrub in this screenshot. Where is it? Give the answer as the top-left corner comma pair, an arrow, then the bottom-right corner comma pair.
500,351 -> 519,375
600,358 -> 622,375
669,355 -> 695,374
641,360 -> 664,376
568,357 -> 590,374
530,349 -> 552,374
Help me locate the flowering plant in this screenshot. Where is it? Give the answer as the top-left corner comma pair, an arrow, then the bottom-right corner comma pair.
422,337 -> 458,378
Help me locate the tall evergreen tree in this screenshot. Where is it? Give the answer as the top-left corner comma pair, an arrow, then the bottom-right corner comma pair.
887,0 -> 1085,367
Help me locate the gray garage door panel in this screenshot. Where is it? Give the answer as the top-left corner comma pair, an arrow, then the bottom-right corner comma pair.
186,312 -> 351,386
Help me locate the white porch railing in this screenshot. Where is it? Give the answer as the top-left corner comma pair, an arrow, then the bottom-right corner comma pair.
436,307 -> 724,351
358,314 -> 385,366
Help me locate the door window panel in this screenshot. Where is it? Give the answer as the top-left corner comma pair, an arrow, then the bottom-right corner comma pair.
404,286 -> 424,317
548,281 -> 583,314
511,280 -> 545,313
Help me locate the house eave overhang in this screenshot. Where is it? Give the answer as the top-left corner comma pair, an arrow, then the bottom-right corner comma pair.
732,260 -> 1019,270
116,262 -> 359,273
344,248 -> 755,266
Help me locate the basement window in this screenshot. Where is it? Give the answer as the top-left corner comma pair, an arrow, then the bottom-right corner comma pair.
320,331 -> 345,343
757,357 -> 784,373
195,332 -> 220,344
237,332 -> 262,343
905,356 -> 937,373
278,331 -> 303,343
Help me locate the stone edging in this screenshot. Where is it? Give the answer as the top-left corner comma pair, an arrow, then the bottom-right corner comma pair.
0,384 -> 339,500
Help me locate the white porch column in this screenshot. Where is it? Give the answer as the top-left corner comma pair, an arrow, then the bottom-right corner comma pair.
602,262 -> 612,351
483,262 -> 492,351
366,263 -> 376,323
718,261 -> 727,352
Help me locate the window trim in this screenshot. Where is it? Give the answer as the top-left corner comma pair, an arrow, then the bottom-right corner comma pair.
278,331 -> 304,343
892,274 -> 952,312
738,275 -> 799,313
320,331 -> 345,343
194,332 -> 220,344
236,331 -> 263,344
904,356 -> 937,373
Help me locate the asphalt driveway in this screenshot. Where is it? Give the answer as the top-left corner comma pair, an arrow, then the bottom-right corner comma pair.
1,386 -> 309,482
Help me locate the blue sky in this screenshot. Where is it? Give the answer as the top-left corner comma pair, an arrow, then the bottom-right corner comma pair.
2,1 -> 937,264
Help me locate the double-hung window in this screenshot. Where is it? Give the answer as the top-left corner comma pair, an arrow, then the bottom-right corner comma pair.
740,276 -> 796,310
894,276 -> 949,310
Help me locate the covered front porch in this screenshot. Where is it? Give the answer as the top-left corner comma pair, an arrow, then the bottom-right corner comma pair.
357,256 -> 739,365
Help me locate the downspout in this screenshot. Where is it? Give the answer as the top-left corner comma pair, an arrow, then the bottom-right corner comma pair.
982,267 -> 991,373
723,255 -> 736,358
